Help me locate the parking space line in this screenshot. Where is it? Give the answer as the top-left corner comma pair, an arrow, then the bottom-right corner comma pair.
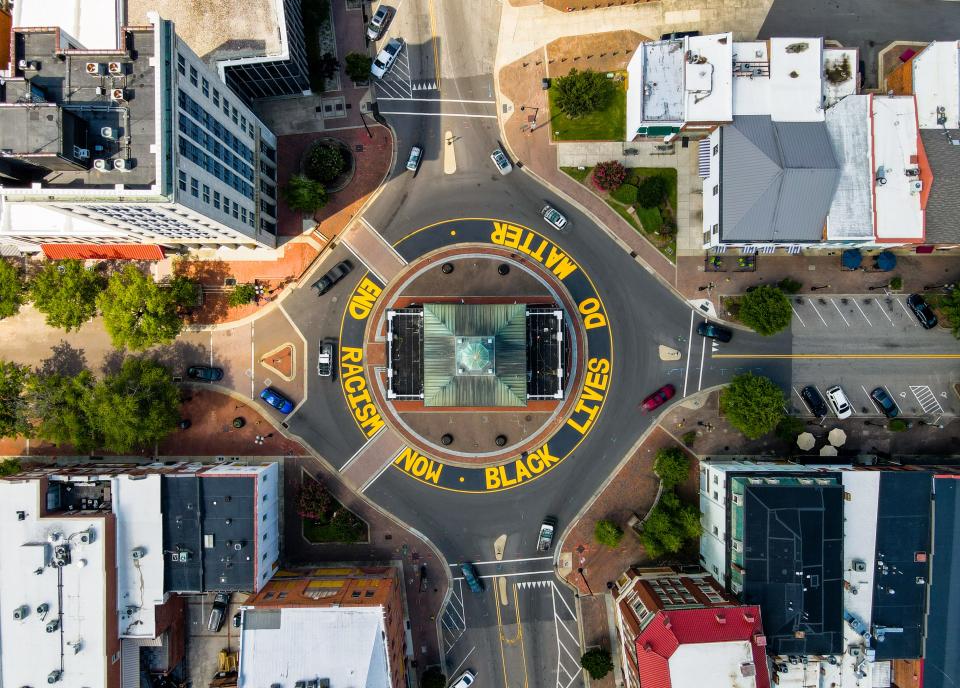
910,385 -> 944,415
830,298 -> 851,326
448,647 -> 475,679
852,299 -> 873,326
682,311 -> 694,397
860,385 -> 875,412
807,299 -> 829,326
791,304 -> 807,327
697,335 -> 706,392
897,297 -> 919,326
874,298 -> 895,325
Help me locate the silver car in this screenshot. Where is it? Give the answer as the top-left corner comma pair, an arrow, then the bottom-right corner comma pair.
366,5 -> 391,41
825,385 -> 853,420
540,204 -> 568,230
371,37 -> 403,78
490,148 -> 513,175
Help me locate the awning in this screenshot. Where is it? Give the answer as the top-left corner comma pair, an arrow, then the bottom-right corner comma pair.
40,244 -> 165,260
842,249 -> 862,269
698,139 -> 712,178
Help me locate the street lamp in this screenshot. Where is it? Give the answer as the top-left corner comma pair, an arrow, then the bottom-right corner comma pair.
577,567 -> 595,596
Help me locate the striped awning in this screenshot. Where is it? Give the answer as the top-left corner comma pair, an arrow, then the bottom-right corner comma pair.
788,245 -> 804,254
758,245 -> 777,254
41,243 -> 165,260
739,245 -> 758,255
711,245 -> 727,254
698,139 -> 712,178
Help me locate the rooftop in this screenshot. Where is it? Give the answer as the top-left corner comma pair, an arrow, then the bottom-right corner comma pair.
238,607 -> 390,688
911,41 -> 960,129
685,34 -> 733,124
824,95 -> 873,239
767,38 -> 825,122
14,0 -> 120,49
821,48 -> 858,109
871,96 -> 925,242
639,40 -> 685,123
919,128 -> 960,244
925,476 -> 960,688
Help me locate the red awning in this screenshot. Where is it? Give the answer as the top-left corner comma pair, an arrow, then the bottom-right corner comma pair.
40,244 -> 165,260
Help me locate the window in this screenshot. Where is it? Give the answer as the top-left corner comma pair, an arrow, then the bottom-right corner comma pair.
713,526 -> 719,536
712,184 -> 719,196
190,177 -> 199,198
365,590 -> 374,597
214,190 -> 221,209
202,78 -> 209,97
278,592 -> 287,599
177,53 -> 185,76
713,144 -> 719,155
713,475 -> 718,484
189,65 -> 198,87
248,122 -> 255,138
240,115 -> 246,131
232,202 -> 239,219
241,207 -> 247,224
202,184 -> 210,204
231,107 -> 239,125
178,170 -> 186,191
351,591 -> 361,598
213,89 -> 220,106
712,223 -> 719,233
223,99 -> 230,116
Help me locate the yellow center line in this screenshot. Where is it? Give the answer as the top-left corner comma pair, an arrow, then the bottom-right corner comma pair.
427,0 -> 441,93
714,353 -> 960,359
513,583 -> 530,688
494,583 -> 510,687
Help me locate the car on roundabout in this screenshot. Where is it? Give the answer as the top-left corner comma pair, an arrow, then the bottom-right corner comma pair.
311,260 -> 353,296
490,148 -> 513,175
537,517 -> 557,551
641,384 -> 675,412
540,204 -> 568,230
406,145 -> 422,172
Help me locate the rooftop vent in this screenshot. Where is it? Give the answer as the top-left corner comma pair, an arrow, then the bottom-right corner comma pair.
101,127 -> 115,140
114,158 -> 131,172
94,159 -> 109,172
86,62 -> 103,76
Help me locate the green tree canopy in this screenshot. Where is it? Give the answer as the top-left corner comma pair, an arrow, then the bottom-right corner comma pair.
26,370 -> 99,452
738,285 -> 793,336
553,69 -> 614,118
97,265 -> 183,350
30,260 -> 105,331
0,458 -> 22,476
420,666 -> 446,688
88,357 -> 181,453
0,361 -> 30,438
228,283 -> 258,307
305,144 -> 346,183
637,175 -> 668,208
653,446 -> 690,489
168,275 -> 200,309
282,174 -> 328,214
938,288 -> 960,338
640,491 -> 701,559
720,372 -> 785,440
345,52 -> 373,83
594,518 -> 623,547
580,648 -> 614,680
0,259 -> 25,320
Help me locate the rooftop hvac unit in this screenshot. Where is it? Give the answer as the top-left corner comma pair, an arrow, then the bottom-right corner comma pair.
852,559 -> 866,572
95,86 -> 107,96
910,180 -> 923,193
13,605 -> 28,620
101,126 -> 115,139
72,146 -> 90,160
46,619 -> 60,633
48,669 -> 63,684
114,158 -> 130,171
131,546 -> 146,560
732,493 -> 743,505
93,159 -> 109,172
110,88 -> 126,102
85,62 -> 103,75
52,544 -> 71,567
19,59 -> 40,71
78,529 -> 94,544
108,62 -> 125,75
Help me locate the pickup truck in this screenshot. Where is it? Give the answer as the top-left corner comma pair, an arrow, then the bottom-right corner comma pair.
317,340 -> 335,378
537,517 -> 557,552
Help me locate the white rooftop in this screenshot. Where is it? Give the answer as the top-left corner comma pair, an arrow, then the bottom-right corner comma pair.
768,38 -> 825,122
238,607 -> 391,688
0,480 -> 109,688
669,640 -> 758,688
113,474 -> 165,638
13,0 -> 120,49
640,40 -> 685,123
685,34 -> 734,124
872,96 -> 925,241
823,48 -> 859,109
825,95 -> 874,240
0,203 -> 129,241
912,41 -> 960,129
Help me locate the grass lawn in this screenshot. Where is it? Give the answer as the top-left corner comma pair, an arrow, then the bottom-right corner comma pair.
560,166 -> 592,183
549,85 -> 626,141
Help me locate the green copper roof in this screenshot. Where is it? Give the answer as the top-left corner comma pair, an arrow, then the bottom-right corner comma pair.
422,303 -> 527,407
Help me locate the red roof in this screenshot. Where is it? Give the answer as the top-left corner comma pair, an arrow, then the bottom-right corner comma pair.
634,607 -> 770,688
40,244 -> 165,260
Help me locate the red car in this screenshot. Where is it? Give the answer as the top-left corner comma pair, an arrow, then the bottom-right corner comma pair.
641,384 -> 675,412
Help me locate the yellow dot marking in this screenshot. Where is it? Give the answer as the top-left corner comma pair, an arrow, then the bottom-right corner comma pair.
450,230 -> 456,235
459,476 -> 465,482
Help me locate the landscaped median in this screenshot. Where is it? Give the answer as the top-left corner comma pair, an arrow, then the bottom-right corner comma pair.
548,73 -> 627,142
562,163 -> 678,262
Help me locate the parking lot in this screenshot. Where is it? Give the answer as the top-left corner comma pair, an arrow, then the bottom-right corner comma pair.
184,592 -> 249,688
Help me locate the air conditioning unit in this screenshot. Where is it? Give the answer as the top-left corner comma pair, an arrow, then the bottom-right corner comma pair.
114,158 -> 130,171
85,62 -> 103,76
852,559 -> 866,572
95,86 -> 107,96
48,669 -> 63,683
13,605 -> 29,620
108,62 -> 125,75
72,146 -> 90,160
46,619 -> 60,633
110,88 -> 125,102
131,546 -> 146,560
100,126 -> 115,139
732,493 -> 743,505
910,180 -> 923,193
18,58 -> 28,70
78,529 -> 94,545
732,539 -> 743,553
93,159 -> 108,171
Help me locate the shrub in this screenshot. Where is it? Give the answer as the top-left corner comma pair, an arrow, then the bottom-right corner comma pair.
305,144 -> 346,183
640,491 -> 701,558
344,52 -> 372,83
553,69 -> 614,118
581,648 -> 614,680
720,372 -> 785,440
297,478 -> 333,519
228,283 -> 258,307
421,666 -> 446,688
591,160 -> 626,191
0,458 -> 21,476
777,277 -> 803,294
609,183 -> 638,204
653,447 -> 690,489
282,174 -> 328,213
937,288 -> 960,338
681,430 -> 697,448
890,276 -> 903,291
636,175 -> 668,208
594,519 -> 623,547
889,418 -> 908,432
0,259 -> 25,320
738,285 -> 793,336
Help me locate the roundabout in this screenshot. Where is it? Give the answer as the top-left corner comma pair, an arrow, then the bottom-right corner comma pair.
336,218 -> 613,493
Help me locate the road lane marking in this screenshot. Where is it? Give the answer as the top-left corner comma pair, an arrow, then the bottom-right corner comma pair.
874,298 -> 895,325
494,585 -> 510,688
791,304 -> 806,327
514,584 -> 531,688
451,555 -> 553,567
911,385 -> 944,414
377,111 -> 498,118
449,646 -> 475,678
830,298 -> 851,326
682,310 -> 694,397
376,97 -> 496,103
426,0 -> 442,90
897,297 -> 919,325
807,299 -> 829,326
698,333 -> 706,392
453,569 -> 555,580
853,299 -> 873,326
714,354 -> 960,359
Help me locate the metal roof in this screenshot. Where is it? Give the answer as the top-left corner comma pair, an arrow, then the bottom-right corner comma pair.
41,243 -> 165,260
422,303 -> 527,407
920,129 -> 960,244
720,116 -> 839,243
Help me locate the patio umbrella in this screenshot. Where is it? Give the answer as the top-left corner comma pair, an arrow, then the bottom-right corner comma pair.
796,432 -> 816,451
820,445 -> 839,457
828,428 -> 848,447
842,249 -> 862,270
876,251 -> 897,271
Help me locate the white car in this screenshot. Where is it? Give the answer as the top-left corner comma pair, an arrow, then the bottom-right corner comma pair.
450,670 -> 476,688
490,148 -> 512,175
406,146 -> 422,172
540,204 -> 568,230
825,385 -> 853,420
366,5 -> 392,40
371,37 -> 403,78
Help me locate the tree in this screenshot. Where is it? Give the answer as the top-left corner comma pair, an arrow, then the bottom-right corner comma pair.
98,265 -> 183,350
719,372 -> 785,440
26,370 -> 99,452
594,519 -> 623,547
580,648 -> 614,680
938,288 -> 960,338
640,491 -> 701,558
88,357 -> 181,453
421,666 -> 446,688
305,144 -> 346,183
282,174 -> 328,214
316,52 -> 339,84
738,285 -> 793,336
637,175 -> 668,208
0,361 -> 30,438
344,52 -> 372,83
653,447 -> 690,489
591,160 -> 627,191
775,415 -> 806,443
0,458 -> 21,477
0,259 -> 25,320
297,478 -> 333,519
553,69 -> 614,118
30,260 -> 105,331
777,277 -> 802,294
228,283 -> 258,307
168,275 -> 200,310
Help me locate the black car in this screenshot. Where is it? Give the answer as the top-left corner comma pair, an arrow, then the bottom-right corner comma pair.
207,592 -> 230,632
696,321 -> 732,343
187,365 -> 224,382
906,294 -> 938,329
311,260 -> 353,296
800,385 -> 829,419
460,562 -> 484,594
870,386 -> 899,418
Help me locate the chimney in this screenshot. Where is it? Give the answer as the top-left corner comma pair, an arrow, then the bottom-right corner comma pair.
743,611 -> 756,623
715,612 -> 726,624
662,614 -> 672,629
644,642 -> 653,652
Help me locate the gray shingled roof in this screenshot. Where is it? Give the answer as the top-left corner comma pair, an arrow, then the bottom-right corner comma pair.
920,129 -> 960,244
721,116 -> 840,243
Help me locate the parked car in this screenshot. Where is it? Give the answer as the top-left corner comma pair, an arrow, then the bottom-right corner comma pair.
317,340 -> 335,378
460,562 -> 484,593
540,204 -> 568,230
537,517 -> 557,552
641,384 -> 675,412
906,294 -> 938,329
187,365 -> 223,382
870,386 -> 899,418
490,148 -> 513,175
207,592 -> 230,632
406,145 -> 423,172
451,670 -> 476,688
825,385 -> 853,420
366,5 -> 392,40
800,385 -> 829,419
311,260 -> 353,295
370,37 -> 403,78
696,321 -> 732,342
260,387 -> 294,414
